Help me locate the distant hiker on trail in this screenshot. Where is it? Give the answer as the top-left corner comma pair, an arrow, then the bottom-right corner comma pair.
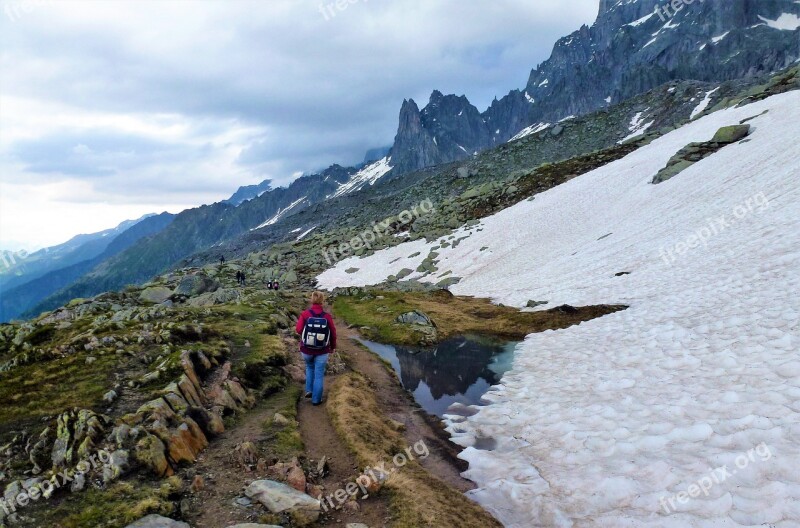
296,291 -> 337,405
236,270 -> 242,285
219,255 -> 225,265
273,280 -> 280,290
240,271 -> 246,286
267,280 -> 273,290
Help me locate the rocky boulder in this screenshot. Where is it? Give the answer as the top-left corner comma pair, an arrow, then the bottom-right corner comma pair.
174,273 -> 219,298
395,310 -> 434,326
139,287 -> 173,304
395,310 -> 438,346
245,480 -> 321,525
652,124 -> 750,184
711,124 -> 751,144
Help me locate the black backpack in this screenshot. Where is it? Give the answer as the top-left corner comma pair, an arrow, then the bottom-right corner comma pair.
301,310 -> 331,350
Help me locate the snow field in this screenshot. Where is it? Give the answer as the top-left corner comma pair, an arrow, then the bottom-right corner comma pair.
317,91 -> 800,527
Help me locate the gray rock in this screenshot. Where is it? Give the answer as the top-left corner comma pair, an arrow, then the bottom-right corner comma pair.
70,472 -> 86,493
711,124 -> 750,144
139,287 -> 173,304
245,480 -> 320,524
526,300 -> 549,308
174,273 -> 219,298
228,524 -> 283,528
436,277 -> 461,288
395,310 -> 434,326
124,515 -> 190,528
186,288 -> 241,307
102,449 -> 130,483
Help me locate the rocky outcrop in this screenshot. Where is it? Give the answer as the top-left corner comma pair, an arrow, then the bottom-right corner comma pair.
395,310 -> 438,345
139,287 -> 173,304
173,273 -> 219,298
652,124 -> 751,183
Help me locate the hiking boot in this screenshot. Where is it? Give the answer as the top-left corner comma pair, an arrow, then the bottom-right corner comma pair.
304,392 -> 312,399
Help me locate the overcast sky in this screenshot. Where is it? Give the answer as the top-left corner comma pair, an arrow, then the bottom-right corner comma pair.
0,0 -> 598,250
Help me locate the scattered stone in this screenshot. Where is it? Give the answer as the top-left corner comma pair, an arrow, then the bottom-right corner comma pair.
124,515 -> 190,528
85,356 -> 97,365
190,475 -> 204,493
526,300 -> 548,308
346,524 -> 370,528
245,480 -> 321,525
234,441 -> 259,467
70,472 -> 86,492
234,497 -> 253,507
103,390 -> 118,403
102,449 -> 130,483
228,524 -> 283,528
272,413 -> 290,426
388,419 -> 406,432
342,500 -> 360,513
287,465 -> 307,492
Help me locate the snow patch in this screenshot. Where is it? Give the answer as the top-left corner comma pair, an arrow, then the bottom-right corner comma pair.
253,195 -> 307,230
712,31 -> 730,43
317,91 -> 800,527
627,11 -> 655,27
296,226 -> 316,241
619,110 -> 654,143
758,13 -> 800,30
509,123 -> 550,142
691,87 -> 720,119
330,157 -> 392,198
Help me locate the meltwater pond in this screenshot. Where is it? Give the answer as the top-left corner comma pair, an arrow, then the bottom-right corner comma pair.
356,335 -> 518,417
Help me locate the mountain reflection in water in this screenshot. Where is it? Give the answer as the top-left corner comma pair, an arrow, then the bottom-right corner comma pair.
356,335 -> 518,417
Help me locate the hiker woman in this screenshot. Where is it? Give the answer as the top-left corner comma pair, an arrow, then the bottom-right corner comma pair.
295,291 -> 337,405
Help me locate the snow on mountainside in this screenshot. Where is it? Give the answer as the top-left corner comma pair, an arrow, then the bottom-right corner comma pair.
384,0 -> 800,177
318,91 -> 800,526
330,156 -> 393,198
252,195 -> 308,230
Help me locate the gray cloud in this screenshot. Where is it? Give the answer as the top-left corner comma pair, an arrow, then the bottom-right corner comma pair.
0,0 -> 598,245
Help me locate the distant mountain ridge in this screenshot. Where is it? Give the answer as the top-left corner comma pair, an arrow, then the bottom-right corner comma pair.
388,0 -> 800,173
0,213 -> 175,322
223,179 -> 273,206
